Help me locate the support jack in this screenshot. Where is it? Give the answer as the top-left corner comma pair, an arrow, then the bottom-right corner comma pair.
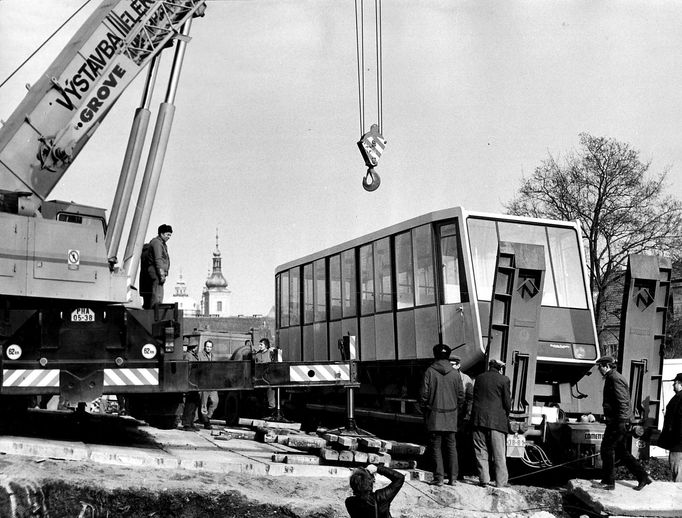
326,386 -> 374,438
263,387 -> 292,423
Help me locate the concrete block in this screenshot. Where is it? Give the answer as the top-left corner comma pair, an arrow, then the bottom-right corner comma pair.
260,420 -> 302,431
390,442 -> 425,457
353,451 -> 369,464
338,450 -> 354,463
336,436 -> 358,450
380,440 -> 393,451
409,469 -> 431,482
368,453 -> 391,465
224,428 -> 257,440
285,455 -> 321,465
322,433 -> 339,444
358,437 -> 382,452
320,448 -> 340,462
286,435 -> 328,450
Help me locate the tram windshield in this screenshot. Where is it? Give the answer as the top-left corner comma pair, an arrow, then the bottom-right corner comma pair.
467,217 -> 588,309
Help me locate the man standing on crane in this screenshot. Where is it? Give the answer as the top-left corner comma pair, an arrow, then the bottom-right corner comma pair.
140,224 -> 173,309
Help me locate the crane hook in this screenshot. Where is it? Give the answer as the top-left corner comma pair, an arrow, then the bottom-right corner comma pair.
362,168 -> 381,192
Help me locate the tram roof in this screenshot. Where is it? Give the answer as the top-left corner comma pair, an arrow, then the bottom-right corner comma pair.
275,206 -> 581,274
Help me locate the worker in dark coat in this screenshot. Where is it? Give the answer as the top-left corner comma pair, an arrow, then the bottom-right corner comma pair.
180,341 -> 201,431
140,224 -> 172,309
254,338 -> 276,414
470,358 -> 511,488
419,343 -> 465,486
345,463 -> 404,518
658,372 -> 682,482
594,355 -> 652,491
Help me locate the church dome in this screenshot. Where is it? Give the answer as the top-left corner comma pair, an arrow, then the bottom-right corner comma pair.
206,271 -> 228,289
205,232 -> 229,289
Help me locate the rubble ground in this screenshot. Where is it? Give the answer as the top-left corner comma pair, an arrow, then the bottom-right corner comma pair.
0,454 -> 567,518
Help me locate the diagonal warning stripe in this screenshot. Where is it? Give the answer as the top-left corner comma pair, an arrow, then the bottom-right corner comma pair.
289,364 -> 351,383
103,368 -> 158,386
3,369 -> 60,387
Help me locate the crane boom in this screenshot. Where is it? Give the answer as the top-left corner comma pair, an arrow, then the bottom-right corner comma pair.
0,0 -> 205,201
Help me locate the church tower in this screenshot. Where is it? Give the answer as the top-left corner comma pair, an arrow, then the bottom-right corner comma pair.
167,271 -> 199,316
202,230 -> 231,317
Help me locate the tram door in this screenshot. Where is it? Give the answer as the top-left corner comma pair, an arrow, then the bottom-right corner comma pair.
437,222 -> 480,371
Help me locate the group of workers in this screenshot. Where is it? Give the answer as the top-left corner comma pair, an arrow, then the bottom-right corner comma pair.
416,345 -> 680,491
179,337 -> 276,430
418,343 -> 511,488
347,348 -> 682,518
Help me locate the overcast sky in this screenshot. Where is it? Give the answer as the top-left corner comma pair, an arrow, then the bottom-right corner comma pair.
1,0 -> 681,315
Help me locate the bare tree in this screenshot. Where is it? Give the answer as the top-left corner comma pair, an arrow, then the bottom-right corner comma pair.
506,133 -> 682,349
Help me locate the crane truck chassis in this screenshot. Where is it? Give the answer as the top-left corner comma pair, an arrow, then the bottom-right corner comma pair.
0,0 -> 357,427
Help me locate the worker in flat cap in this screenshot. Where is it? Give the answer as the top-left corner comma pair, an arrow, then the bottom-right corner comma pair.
419,344 -> 465,486
140,224 -> 173,309
470,358 -> 512,487
594,355 -> 652,491
658,373 -> 682,482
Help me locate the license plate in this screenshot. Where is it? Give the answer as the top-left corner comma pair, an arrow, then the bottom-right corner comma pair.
71,308 -> 95,322
506,433 -> 526,458
507,434 -> 526,448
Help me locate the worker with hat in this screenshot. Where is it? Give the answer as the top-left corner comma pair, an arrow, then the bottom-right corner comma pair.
140,224 -> 173,309
470,358 -> 512,488
419,343 -> 465,486
658,372 -> 682,482
594,355 -> 652,490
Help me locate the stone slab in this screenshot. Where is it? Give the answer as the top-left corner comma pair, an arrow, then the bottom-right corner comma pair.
0,427 -> 404,480
0,436 -> 90,462
568,478 -> 682,517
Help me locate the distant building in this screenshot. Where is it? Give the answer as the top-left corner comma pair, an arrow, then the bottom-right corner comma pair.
167,272 -> 199,317
201,231 -> 231,317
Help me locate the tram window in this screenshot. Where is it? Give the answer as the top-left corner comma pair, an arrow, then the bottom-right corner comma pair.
498,222 -> 558,306
360,244 -> 375,315
468,218 -> 498,300
289,267 -> 301,326
374,238 -> 393,312
342,250 -> 357,318
330,255 -> 342,320
547,227 -> 588,308
440,223 -> 463,304
314,259 -> 327,321
281,271 -> 290,327
395,231 -> 414,309
303,263 -> 314,324
413,225 -> 435,306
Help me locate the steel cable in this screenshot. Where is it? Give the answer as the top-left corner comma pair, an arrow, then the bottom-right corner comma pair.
0,0 -> 94,91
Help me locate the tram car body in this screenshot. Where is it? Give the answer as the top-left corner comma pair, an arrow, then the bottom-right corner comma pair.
276,207 -> 607,466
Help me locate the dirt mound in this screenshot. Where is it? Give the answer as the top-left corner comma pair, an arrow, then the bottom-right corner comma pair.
0,455 -> 566,518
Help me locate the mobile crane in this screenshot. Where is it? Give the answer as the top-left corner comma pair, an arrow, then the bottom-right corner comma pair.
0,0 -> 355,427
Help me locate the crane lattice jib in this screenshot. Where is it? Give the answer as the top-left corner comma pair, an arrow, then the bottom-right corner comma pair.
0,0 -> 205,201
